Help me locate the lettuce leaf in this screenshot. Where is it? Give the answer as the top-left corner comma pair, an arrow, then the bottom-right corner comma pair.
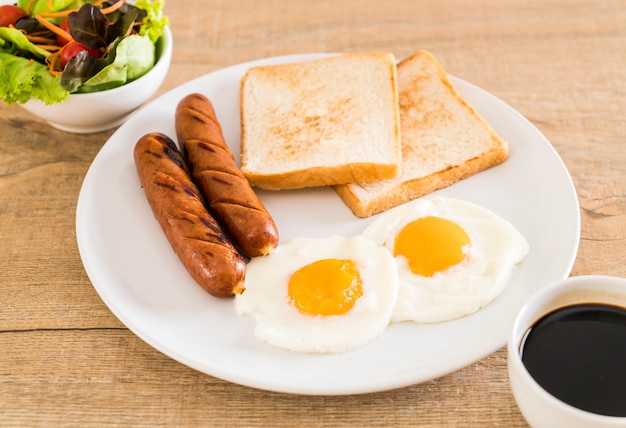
0,27 -> 50,60
135,0 -> 169,43
17,0 -> 78,15
0,28 -> 69,104
76,33 -> 154,93
0,53 -> 69,104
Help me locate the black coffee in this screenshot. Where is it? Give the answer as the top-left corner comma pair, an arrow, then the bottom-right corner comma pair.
520,303 -> 626,417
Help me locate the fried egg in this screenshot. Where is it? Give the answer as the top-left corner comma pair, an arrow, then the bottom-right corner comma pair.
234,235 -> 399,353
363,196 -> 529,323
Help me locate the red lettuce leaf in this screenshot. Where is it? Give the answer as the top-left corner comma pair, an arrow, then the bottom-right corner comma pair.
67,4 -> 108,51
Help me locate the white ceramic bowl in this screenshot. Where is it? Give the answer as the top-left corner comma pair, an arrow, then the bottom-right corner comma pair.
20,26 -> 173,134
508,275 -> 626,428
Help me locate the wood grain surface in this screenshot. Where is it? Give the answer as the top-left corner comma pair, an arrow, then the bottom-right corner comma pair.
2,0 -> 625,426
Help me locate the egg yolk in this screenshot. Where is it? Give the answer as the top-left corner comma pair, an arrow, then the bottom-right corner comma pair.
394,216 -> 470,277
288,259 -> 363,316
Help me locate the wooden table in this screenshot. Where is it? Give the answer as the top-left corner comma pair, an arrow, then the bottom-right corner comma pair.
2,0 -> 625,425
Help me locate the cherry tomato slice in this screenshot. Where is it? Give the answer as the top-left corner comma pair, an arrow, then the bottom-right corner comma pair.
0,5 -> 26,27
60,41 -> 100,69
56,18 -> 72,46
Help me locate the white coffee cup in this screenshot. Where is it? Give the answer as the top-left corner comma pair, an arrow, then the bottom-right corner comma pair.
508,275 -> 626,428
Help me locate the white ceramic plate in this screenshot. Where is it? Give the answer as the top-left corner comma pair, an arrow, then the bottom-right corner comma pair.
76,54 -> 580,395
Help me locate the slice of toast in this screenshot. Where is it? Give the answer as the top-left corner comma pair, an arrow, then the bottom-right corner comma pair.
239,52 -> 401,190
334,50 -> 509,218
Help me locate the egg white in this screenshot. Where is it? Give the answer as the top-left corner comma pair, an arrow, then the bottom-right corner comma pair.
363,196 -> 530,323
234,235 -> 399,353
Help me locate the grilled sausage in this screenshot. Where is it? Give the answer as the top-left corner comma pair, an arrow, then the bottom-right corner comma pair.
134,132 -> 246,297
175,92 -> 279,258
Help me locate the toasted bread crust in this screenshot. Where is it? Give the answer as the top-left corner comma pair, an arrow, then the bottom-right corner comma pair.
334,144 -> 508,218
335,50 -> 509,218
244,162 -> 400,191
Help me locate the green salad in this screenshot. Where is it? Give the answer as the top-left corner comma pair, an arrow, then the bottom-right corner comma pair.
0,0 -> 169,105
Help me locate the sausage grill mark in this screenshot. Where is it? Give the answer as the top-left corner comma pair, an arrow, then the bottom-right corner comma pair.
196,140 -> 218,153
182,187 -> 197,198
187,104 -> 221,128
198,216 -> 229,242
153,171 -> 199,201
163,144 -> 186,170
207,174 -> 233,187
